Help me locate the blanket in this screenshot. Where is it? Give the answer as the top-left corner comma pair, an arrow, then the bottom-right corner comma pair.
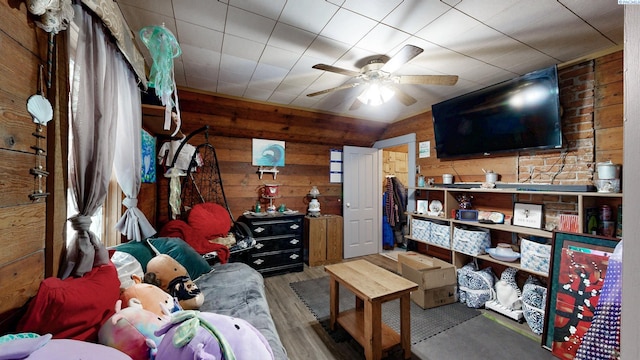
159,220 -> 230,263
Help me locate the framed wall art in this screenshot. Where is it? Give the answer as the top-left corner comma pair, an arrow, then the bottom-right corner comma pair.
512,202 -> 543,229
542,231 -> 620,356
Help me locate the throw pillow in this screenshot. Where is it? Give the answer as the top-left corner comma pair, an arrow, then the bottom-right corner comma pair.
16,263 -> 121,342
188,202 -> 231,239
149,238 -> 212,280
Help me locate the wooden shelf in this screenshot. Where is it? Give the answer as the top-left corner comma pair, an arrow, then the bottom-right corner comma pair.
336,308 -> 400,353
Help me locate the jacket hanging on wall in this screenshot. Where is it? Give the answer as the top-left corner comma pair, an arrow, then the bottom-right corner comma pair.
384,176 -> 408,228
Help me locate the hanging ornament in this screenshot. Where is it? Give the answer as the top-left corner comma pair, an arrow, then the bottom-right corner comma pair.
139,24 -> 182,136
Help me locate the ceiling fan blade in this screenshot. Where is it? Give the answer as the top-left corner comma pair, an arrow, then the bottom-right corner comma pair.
380,44 -> 424,74
396,74 -> 459,86
312,64 -> 361,77
306,82 -> 362,97
389,85 -> 417,106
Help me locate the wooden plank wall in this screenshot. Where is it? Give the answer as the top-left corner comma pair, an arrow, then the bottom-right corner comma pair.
144,92 -> 389,228
0,1 -> 50,332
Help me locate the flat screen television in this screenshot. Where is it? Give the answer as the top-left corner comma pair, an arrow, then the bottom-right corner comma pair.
431,65 -> 563,159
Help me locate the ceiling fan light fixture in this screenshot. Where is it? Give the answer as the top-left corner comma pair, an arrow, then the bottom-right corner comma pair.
357,83 -> 395,106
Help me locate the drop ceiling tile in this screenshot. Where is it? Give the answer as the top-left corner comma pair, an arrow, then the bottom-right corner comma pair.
243,87 -> 273,101
184,74 -> 218,93
305,36 -> 351,65
320,8 -> 377,46
268,23 -> 317,55
180,44 -> 220,79
356,23 -> 411,55
280,0 -> 339,34
222,34 -> 264,62
118,5 -> 177,35
251,62 -> 289,82
216,80 -> 247,97
226,6 -> 276,44
415,9 -> 481,47
248,78 -> 281,92
479,1 -> 615,61
228,0 -> 287,20
117,0 -> 175,17
275,81 -> 309,96
173,0 -> 227,32
382,0 -> 451,34
268,91 -> 298,104
176,21 -> 223,52
341,0 -> 402,20
219,54 -> 256,82
559,0 -> 624,44
259,45 -> 300,69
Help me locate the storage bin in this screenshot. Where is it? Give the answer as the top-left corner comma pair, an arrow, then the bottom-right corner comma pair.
411,218 -> 431,242
520,239 -> 551,274
452,226 -> 491,256
429,221 -> 451,248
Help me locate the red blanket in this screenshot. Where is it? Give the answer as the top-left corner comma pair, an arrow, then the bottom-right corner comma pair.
159,220 -> 230,264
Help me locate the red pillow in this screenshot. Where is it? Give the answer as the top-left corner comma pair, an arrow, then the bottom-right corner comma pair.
188,202 -> 231,239
17,263 -> 120,342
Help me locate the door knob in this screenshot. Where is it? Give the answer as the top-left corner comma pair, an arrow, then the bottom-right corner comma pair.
346,203 -> 350,208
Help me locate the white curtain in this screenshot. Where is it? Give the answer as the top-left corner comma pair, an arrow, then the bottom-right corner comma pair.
64,5 -> 135,277
113,77 -> 156,242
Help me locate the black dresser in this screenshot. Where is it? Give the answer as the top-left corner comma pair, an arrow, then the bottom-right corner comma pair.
237,213 -> 305,276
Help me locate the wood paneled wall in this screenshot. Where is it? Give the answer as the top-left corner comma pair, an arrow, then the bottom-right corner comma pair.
0,1 -> 51,332
144,91 -> 389,228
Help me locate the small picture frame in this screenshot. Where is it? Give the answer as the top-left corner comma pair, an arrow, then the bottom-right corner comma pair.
512,202 -> 543,229
416,200 -> 429,214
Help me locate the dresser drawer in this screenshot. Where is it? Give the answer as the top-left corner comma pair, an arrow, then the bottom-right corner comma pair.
253,235 -> 302,253
248,250 -> 303,272
244,217 -> 303,238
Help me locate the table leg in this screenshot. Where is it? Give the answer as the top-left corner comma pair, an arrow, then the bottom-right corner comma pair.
400,294 -> 412,359
329,276 -> 339,331
364,300 -> 382,360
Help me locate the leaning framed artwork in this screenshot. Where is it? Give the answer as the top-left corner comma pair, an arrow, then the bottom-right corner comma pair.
542,231 -> 620,356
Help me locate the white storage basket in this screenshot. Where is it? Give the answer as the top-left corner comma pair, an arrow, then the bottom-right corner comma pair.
452,226 -> 491,256
520,239 -> 551,274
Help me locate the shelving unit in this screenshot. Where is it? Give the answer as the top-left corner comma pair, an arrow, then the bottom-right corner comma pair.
407,185 -> 623,278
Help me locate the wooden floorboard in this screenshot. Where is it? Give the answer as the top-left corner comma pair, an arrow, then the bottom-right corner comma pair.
263,254 -> 419,360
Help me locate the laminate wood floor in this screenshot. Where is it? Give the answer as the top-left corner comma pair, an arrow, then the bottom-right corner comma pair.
263,254 -> 421,360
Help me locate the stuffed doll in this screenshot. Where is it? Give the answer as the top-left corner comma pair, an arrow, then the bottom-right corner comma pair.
144,254 -> 204,310
154,310 -> 274,360
121,275 -> 182,317
98,299 -> 166,360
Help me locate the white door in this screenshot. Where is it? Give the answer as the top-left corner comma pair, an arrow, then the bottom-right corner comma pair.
343,146 -> 381,258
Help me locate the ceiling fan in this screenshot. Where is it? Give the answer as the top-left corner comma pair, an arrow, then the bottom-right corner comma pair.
307,44 -> 458,110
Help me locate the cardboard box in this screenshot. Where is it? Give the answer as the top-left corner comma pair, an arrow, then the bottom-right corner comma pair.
397,252 -> 456,290
411,285 -> 457,309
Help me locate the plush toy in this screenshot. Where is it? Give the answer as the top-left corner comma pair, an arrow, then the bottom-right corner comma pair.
155,310 -> 274,360
144,254 -> 204,310
98,299 -> 166,360
121,275 -> 182,317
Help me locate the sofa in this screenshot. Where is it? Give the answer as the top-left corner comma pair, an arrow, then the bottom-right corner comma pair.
12,237 -> 287,360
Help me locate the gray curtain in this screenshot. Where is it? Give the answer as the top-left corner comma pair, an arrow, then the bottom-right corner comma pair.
113,76 -> 156,242
63,5 -> 129,278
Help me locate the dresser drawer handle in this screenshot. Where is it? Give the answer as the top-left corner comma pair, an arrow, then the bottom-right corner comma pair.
254,226 -> 265,233
289,239 -> 299,245
290,224 -> 300,230
255,243 -> 264,249
289,254 -> 299,260
253,259 -> 264,265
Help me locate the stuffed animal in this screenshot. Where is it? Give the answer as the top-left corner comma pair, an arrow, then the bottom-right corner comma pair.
144,254 -> 204,310
98,299 -> 166,360
121,275 -> 182,317
154,310 -> 274,360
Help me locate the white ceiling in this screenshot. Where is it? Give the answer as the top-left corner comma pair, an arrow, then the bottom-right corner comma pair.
117,0 -> 623,123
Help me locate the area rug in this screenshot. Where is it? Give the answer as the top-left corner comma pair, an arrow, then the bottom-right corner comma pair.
290,276 -> 481,345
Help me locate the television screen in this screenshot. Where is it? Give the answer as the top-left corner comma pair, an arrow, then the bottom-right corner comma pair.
431,65 -> 562,159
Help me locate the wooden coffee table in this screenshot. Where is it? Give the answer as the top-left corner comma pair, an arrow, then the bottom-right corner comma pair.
324,260 -> 418,360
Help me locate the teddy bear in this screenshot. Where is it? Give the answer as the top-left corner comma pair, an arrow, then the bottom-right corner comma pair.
120,275 -> 182,317
154,310 -> 274,360
144,254 -> 204,310
98,299 -> 166,360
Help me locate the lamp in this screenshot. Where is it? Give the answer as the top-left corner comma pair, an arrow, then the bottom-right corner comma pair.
357,82 -> 395,106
